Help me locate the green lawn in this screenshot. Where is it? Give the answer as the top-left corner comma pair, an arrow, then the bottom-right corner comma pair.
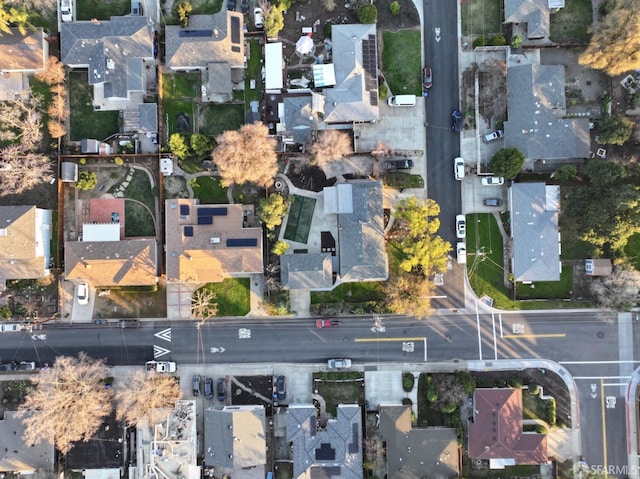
123,170 -> 157,237
515,266 -> 573,300
244,39 -> 264,104
461,0 -> 502,36
312,372 -> 364,417
163,72 -> 199,98
549,0 -> 592,43
76,0 -> 131,20
382,30 -> 422,97
311,282 -> 385,304
198,104 -> 245,137
193,176 -> 229,203
199,278 -> 251,316
164,0 -> 222,23
162,72 -> 199,136
69,72 -> 119,141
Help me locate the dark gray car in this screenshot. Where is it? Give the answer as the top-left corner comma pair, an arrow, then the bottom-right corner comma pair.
192,375 -> 201,397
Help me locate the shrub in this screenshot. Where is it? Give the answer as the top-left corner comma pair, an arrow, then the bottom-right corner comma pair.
79,158 -> 87,165
0,305 -> 12,319
508,378 -> 523,388
379,84 -> 388,99
77,170 -> 97,190
547,398 -> 557,426
529,383 -> 540,395
389,0 -> 400,15
402,372 -> 415,392
472,36 -> 488,48
456,371 -> 476,394
440,402 -> 458,414
489,35 -> 506,46
511,34 -> 522,49
272,240 -> 289,255
176,1 -> 192,26
321,0 -> 336,11
357,4 -> 377,23
114,156 -> 124,166
401,397 -> 413,406
426,385 -> 437,402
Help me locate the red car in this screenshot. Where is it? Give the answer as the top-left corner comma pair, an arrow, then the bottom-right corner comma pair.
316,319 -> 340,328
422,66 -> 433,91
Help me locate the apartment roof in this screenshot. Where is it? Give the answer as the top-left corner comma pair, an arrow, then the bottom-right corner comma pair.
66,414 -> 124,470
287,404 -> 362,479
0,27 -> 47,72
64,239 -> 157,286
205,405 -> 266,476
60,16 -> 153,99
468,389 -> 547,465
510,182 -> 560,282
165,199 -> 262,284
165,12 -> 244,70
379,406 -> 459,479
323,24 -> 379,123
0,206 -> 51,286
281,253 -> 333,290
505,64 -> 590,160
0,411 -> 53,473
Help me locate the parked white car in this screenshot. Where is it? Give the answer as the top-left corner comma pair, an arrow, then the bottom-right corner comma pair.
456,214 -> 466,239
60,0 -> 73,22
253,7 -> 263,28
481,176 -> 504,186
454,157 -> 465,180
327,358 -> 352,369
76,282 -> 89,305
456,242 -> 467,265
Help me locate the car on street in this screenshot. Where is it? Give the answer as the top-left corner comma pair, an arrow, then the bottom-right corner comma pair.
76,282 -> 89,305
277,375 -> 286,400
204,377 -> 213,400
482,130 -> 504,143
456,214 -> 466,239
192,375 -> 201,396
456,242 -> 467,265
383,159 -> 413,170
239,0 -> 249,13
316,319 -> 340,328
481,176 -> 504,186
454,157 -> 465,180
483,198 -> 503,207
0,362 -> 17,372
227,0 -> 235,10
327,358 -> 352,369
422,66 -> 432,91
18,361 -> 36,371
217,378 -> 226,401
145,361 -> 177,373
254,7 -> 263,28
451,109 -> 463,132
0,323 -> 21,333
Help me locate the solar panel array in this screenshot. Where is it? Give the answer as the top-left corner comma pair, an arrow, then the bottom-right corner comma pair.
362,34 -> 378,106
179,29 -> 213,37
315,443 -> 336,461
226,238 -> 258,247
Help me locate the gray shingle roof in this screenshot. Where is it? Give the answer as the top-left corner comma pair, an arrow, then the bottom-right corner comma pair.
204,406 -> 266,476
323,24 -> 378,123
139,103 -> 158,132
510,182 -> 561,281
287,405 -> 362,479
505,64 -> 590,160
504,0 -> 549,38
283,94 -> 317,144
337,181 -> 388,282
281,253 -> 333,290
165,13 -> 244,71
61,16 -> 153,99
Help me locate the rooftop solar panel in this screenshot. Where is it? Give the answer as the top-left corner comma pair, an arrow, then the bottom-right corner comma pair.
226,238 -> 258,247
184,226 -> 194,237
231,15 -> 240,44
197,216 -> 213,225
180,204 -> 190,215
315,443 -> 335,461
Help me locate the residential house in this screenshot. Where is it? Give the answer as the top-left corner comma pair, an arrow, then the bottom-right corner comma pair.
321,24 -> 379,124
0,27 -> 48,101
0,411 -> 54,473
287,404 -> 362,479
504,0 -> 565,41
137,401 -> 199,479
165,12 -> 244,101
469,388 -> 547,468
505,64 -> 589,160
509,182 -> 561,282
204,406 -> 266,479
66,414 -> 125,479
279,92 -> 321,148
164,199 -> 263,284
0,205 -> 52,291
61,16 -> 154,110
585,258 -> 612,276
280,181 -> 388,290
379,405 -> 459,479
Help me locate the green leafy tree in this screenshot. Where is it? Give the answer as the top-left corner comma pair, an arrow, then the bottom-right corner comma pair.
76,170 -> 97,190
389,0 -> 399,15
169,133 -> 191,160
190,133 -> 214,159
488,148 -> 525,179
357,3 -> 377,23
553,164 -> 577,182
598,115 -> 634,145
258,193 -> 289,230
579,0 -> 640,75
511,34 -> 522,49
272,240 -> 289,255
176,1 -> 192,27
264,5 -> 284,37
0,304 -> 11,319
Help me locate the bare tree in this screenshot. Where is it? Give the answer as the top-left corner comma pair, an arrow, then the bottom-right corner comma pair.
309,129 -> 353,171
591,265 -> 640,310
5,0 -> 57,14
0,97 -> 43,150
115,371 -> 182,427
47,119 -> 67,139
191,288 -> 218,322
36,55 -> 66,85
17,352 -> 113,454
0,147 -> 53,196
212,123 -> 278,187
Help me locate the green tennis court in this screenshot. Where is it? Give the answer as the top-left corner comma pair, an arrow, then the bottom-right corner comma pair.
284,195 -> 316,243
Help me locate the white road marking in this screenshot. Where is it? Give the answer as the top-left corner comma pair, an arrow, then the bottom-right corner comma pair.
154,328 -> 172,342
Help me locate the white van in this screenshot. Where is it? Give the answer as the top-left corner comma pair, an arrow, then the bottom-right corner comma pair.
387,95 -> 417,107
